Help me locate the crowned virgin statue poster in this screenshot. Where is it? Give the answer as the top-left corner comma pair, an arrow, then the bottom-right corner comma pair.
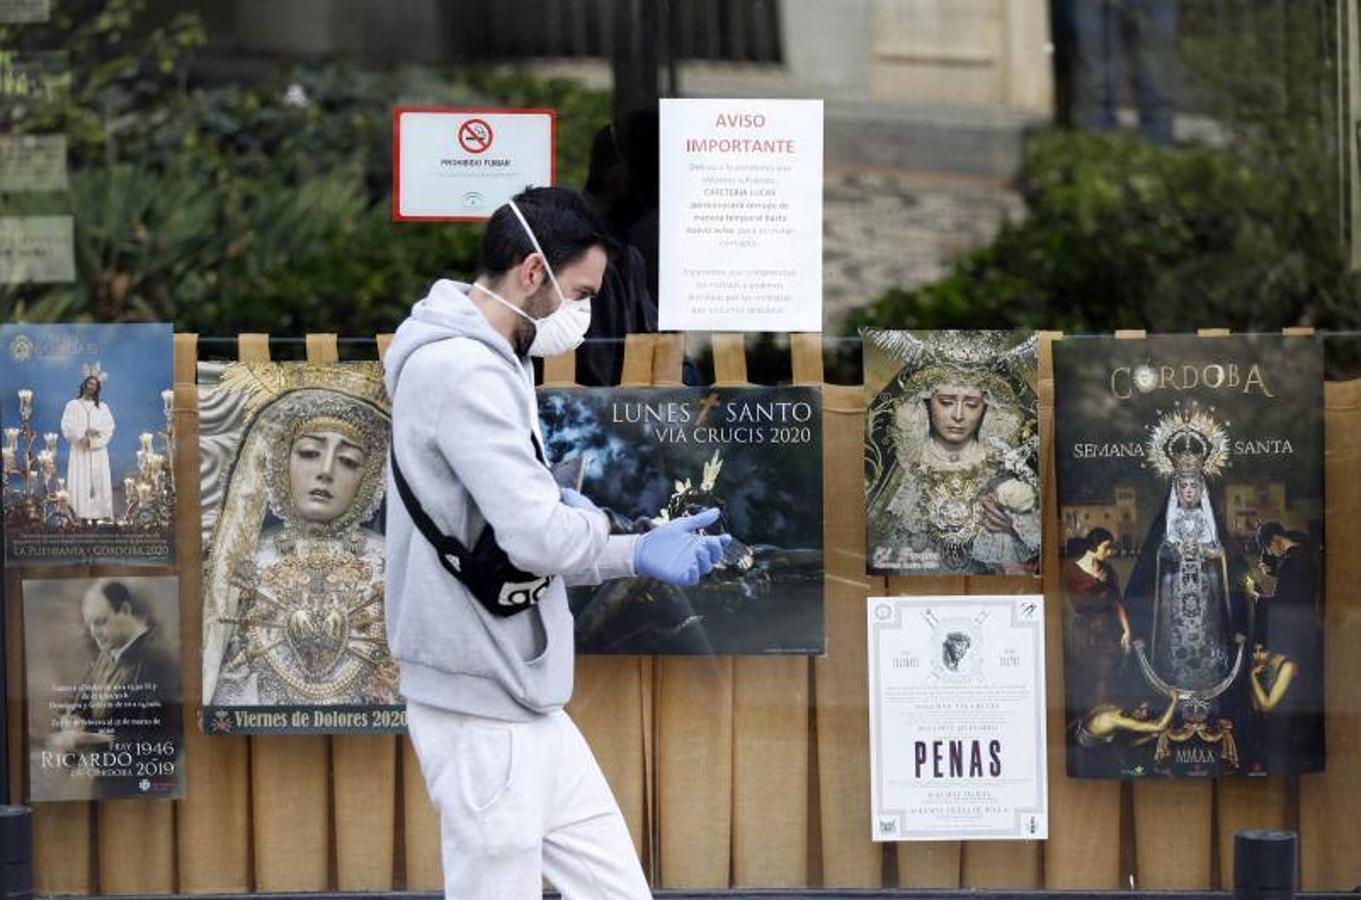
1055,334 -> 1324,778
864,330 -> 1041,577
198,361 -> 402,734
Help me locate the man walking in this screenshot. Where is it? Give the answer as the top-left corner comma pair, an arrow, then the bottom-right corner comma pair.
384,187 -> 727,898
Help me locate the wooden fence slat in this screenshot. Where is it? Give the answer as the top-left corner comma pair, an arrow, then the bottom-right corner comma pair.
98,801 -> 176,893
1300,377 -> 1361,890
175,333 -> 252,893
657,334 -> 738,888
1217,777 -> 1288,880
890,573 -> 965,889
731,335 -> 811,888
814,383 -> 882,888
554,344 -> 651,867
322,331 -> 398,890
1038,333 -> 1122,890
34,802 -> 93,894
239,334 -> 329,892
400,736 -> 442,890
1133,780 -> 1213,888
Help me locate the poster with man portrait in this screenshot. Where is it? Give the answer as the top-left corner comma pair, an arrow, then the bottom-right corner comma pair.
0,323 -> 175,566
864,330 -> 1041,577
198,361 -> 403,735
1054,334 -> 1325,778
538,386 -> 824,655
24,575 -> 183,801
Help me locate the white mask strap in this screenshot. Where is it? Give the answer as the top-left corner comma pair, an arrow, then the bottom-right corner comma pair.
507,198 -> 569,308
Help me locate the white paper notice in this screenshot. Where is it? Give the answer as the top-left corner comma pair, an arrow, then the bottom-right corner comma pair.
867,595 -> 1048,842
0,135 -> 67,192
0,216 -> 75,284
659,98 -> 823,332
0,0 -> 49,23
393,109 -> 554,221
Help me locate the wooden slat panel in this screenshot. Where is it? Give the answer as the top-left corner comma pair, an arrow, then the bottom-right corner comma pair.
327,331 -> 397,890
34,802 -> 93,894
333,737 -> 397,890
731,335 -> 811,888
657,334 -> 738,888
243,334 -> 329,892
890,573 -> 965,889
813,386 -> 882,888
1133,780 -> 1213,888
400,736 -> 442,890
1217,777 -> 1288,880
1300,377 -> 1361,889
175,333 -> 252,893
561,338 -> 650,866
1039,333 -> 1122,889
98,801 -> 175,893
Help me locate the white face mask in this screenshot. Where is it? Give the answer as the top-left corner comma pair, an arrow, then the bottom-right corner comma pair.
473,199 -> 593,358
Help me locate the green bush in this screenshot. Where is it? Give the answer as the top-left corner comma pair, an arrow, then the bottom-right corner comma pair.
1,0 -> 612,336
845,129 -> 1361,338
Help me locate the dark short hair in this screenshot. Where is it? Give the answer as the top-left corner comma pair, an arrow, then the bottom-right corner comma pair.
1086,527 -> 1115,551
478,187 -> 614,278
1256,521 -> 1287,546
102,580 -> 155,626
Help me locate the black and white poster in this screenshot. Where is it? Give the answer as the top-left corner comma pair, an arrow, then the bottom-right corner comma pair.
1055,334 -> 1325,777
539,386 -> 824,655
24,576 -> 183,800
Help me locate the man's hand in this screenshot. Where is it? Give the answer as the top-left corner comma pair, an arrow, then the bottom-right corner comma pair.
635,508 -> 732,587
980,494 -> 1015,535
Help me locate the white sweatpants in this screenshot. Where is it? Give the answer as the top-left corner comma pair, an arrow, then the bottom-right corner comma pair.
406,699 -> 652,900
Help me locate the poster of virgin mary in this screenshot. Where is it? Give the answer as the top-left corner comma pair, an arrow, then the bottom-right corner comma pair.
864,330 -> 1040,577
1055,334 -> 1324,778
198,361 -> 402,734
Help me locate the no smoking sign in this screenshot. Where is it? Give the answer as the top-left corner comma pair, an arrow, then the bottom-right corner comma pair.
393,108 -> 556,221
457,118 -> 494,154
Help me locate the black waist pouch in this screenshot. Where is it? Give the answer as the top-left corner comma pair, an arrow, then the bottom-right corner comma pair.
389,446 -> 552,617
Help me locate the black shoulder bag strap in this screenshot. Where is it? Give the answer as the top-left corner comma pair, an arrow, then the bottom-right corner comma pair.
389,435 -> 553,617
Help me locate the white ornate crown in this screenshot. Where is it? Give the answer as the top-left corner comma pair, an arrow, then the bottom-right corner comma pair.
1146,403 -> 1231,479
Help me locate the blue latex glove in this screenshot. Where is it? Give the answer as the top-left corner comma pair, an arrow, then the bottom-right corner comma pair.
635,508 -> 732,587
560,487 -> 599,513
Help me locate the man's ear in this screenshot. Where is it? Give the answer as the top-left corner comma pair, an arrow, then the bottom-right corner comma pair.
516,253 -> 545,292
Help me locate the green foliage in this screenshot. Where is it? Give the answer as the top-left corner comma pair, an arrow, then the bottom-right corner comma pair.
846,129 -> 1361,337
1,0 -> 612,336
848,2 -> 1361,341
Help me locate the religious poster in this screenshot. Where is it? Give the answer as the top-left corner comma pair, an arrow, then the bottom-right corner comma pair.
0,323 -> 175,566
0,50 -> 68,129
864,330 -> 1041,577
0,0 -> 51,24
1055,334 -> 1324,778
868,594 -> 1047,841
24,576 -> 183,800
538,386 -> 824,655
198,361 -> 403,735
392,107 -> 555,221
658,97 -> 824,332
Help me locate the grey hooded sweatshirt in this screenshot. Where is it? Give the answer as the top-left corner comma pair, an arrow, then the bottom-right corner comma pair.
384,279 -> 638,721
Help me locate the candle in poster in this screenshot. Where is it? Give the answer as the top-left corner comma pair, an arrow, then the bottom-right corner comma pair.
24,576 -> 183,800
658,98 -> 823,332
1054,334 -> 1325,778
867,594 -> 1047,841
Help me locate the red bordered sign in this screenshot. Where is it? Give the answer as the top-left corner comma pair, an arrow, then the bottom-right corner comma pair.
392,107 -> 557,222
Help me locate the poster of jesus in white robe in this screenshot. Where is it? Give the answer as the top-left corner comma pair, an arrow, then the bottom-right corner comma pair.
1,323 -> 175,566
